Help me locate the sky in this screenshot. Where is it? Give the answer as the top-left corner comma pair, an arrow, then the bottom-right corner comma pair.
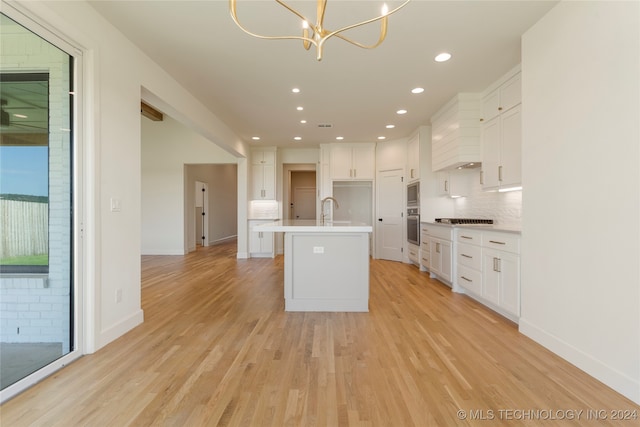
0,146 -> 49,197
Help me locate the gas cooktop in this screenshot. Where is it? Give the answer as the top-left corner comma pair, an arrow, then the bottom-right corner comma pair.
435,218 -> 494,225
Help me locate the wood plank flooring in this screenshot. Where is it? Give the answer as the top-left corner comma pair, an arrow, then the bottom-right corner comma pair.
1,240 -> 638,426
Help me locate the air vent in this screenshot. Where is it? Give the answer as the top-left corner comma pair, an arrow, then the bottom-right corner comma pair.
317,123 -> 333,128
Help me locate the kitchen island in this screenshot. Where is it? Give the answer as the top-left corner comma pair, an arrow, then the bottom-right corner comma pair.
255,220 -> 373,312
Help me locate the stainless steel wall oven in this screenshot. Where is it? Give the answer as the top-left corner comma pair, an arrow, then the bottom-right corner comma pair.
407,207 -> 420,245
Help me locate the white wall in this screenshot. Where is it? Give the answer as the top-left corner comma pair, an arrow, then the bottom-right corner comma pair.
520,1 -> 639,404
13,0 -> 250,352
142,115 -> 236,255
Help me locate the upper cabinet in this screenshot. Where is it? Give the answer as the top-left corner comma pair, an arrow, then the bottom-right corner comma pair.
431,93 -> 481,171
480,67 -> 522,191
407,133 -> 420,182
251,148 -> 276,200
329,143 -> 375,180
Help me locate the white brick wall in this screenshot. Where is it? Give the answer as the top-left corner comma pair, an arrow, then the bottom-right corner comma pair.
1,16 -> 72,351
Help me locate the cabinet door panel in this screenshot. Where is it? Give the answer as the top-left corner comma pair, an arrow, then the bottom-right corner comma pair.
499,252 -> 520,316
482,250 -> 500,305
352,145 -> 375,179
481,89 -> 500,122
440,240 -> 452,282
481,117 -> 501,190
500,73 -> 521,112
499,105 -> 522,188
330,145 -> 354,179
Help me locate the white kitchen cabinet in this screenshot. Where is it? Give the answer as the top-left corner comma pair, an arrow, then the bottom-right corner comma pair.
455,228 -> 483,296
430,93 -> 481,171
249,220 -> 275,257
251,148 -> 276,200
422,223 -> 453,285
436,169 -> 471,198
407,133 -> 420,182
480,72 -> 521,123
480,69 -> 522,191
329,143 -> 375,180
482,248 -> 520,316
481,231 -> 521,318
419,225 -> 430,270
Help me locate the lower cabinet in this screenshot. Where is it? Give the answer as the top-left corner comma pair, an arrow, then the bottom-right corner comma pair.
420,223 -> 453,285
482,248 -> 520,316
249,220 -> 275,258
454,228 -> 521,321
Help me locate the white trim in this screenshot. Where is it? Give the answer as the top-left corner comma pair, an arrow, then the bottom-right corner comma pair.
98,309 -> 144,349
519,318 -> 640,404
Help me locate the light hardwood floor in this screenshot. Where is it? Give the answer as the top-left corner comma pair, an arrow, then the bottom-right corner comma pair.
1,240 -> 638,426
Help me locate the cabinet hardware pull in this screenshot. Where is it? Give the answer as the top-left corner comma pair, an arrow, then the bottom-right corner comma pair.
498,165 -> 503,181
493,257 -> 498,271
480,171 -> 484,185
489,240 -> 506,245
496,258 -> 501,272
498,107 -> 503,111
436,243 -> 440,253
461,254 -> 472,258
461,276 -> 472,282
461,235 -> 472,239
480,118 -> 484,122
444,180 -> 448,192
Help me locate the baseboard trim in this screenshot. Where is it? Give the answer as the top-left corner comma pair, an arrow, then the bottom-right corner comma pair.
519,318 -> 639,404
209,235 -> 237,245
97,309 -> 144,351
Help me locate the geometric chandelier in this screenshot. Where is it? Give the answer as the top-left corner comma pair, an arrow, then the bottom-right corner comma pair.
229,0 -> 411,61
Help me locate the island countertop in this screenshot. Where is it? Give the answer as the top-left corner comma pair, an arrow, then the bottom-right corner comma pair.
256,219 -> 373,233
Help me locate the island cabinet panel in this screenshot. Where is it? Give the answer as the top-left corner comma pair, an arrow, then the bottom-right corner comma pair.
284,232 -> 370,311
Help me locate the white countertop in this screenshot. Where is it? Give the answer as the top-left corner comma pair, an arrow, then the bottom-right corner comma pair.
421,221 -> 521,234
256,219 -> 373,233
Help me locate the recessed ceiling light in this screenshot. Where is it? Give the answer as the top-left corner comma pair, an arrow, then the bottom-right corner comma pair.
336,136 -> 344,140
252,136 -> 260,140
377,136 -> 386,140
411,87 -> 424,94
294,136 -> 302,141
396,109 -> 407,115
300,120 -> 307,124
292,88 -> 300,93
386,124 -> 395,129
296,106 -> 304,111
435,52 -> 452,62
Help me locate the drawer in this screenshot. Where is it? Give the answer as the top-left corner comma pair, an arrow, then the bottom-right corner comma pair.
408,244 -> 419,263
422,224 -> 453,241
482,232 -> 520,254
456,229 -> 482,245
421,241 -> 430,253
457,265 -> 482,296
420,252 -> 430,269
457,242 -> 481,270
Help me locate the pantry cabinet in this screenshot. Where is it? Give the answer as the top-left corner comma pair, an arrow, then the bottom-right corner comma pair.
251,148 -> 276,200
329,143 -> 375,180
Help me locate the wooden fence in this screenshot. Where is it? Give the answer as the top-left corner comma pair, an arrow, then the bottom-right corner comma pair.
0,199 -> 48,258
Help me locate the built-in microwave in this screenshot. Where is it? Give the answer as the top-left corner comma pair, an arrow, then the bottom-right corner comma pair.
407,181 -> 419,207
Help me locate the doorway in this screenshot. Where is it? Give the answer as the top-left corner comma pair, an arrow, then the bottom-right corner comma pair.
290,171 -> 316,220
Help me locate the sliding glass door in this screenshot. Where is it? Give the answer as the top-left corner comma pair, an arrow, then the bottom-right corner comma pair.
0,11 -> 78,397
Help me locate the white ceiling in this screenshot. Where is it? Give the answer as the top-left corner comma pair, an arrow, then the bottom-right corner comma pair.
89,0 -> 557,148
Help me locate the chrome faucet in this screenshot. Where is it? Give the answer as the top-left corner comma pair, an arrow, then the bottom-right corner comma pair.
320,197 -> 339,224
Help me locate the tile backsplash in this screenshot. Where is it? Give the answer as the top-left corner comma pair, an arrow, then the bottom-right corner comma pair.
453,174 -> 522,228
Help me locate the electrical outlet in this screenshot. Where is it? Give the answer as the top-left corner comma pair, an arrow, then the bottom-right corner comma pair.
116,288 -> 123,303
313,246 -> 324,254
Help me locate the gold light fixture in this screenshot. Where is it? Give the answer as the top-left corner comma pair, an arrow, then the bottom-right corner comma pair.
229,0 -> 411,61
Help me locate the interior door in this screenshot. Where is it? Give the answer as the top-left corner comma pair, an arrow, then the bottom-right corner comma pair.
292,187 -> 316,219
376,169 -> 404,261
